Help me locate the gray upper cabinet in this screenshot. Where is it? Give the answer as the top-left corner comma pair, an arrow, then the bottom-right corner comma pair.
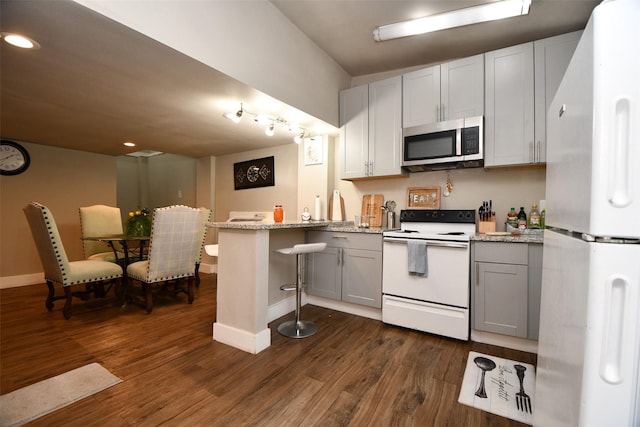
340,76 -> 404,180
339,84 -> 368,179
533,30 -> 583,164
485,31 -> 581,167
484,42 -> 535,167
402,54 -> 484,128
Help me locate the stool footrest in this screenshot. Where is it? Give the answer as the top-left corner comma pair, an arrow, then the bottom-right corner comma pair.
279,283 -> 297,291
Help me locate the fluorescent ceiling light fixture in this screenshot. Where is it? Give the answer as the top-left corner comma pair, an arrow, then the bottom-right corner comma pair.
1,32 -> 41,49
373,0 -> 531,42
126,150 -> 164,158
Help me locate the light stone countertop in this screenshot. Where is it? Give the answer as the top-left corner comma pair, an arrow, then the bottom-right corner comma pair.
208,220 -> 334,230
207,220 -> 390,234
208,220 -> 543,241
472,232 -> 544,244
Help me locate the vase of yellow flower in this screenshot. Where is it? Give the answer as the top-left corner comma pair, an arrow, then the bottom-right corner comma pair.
126,208 -> 152,237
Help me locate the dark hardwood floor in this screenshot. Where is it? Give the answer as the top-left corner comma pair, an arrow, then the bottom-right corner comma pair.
1,274 -> 536,426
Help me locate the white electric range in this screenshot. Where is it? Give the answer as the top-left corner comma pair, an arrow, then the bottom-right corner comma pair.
382,209 -> 476,340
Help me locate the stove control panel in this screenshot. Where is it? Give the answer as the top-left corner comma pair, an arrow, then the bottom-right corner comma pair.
399,209 -> 475,224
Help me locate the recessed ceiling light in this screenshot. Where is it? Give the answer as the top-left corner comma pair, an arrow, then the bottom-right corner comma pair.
123,142 -> 136,147
1,33 -> 41,49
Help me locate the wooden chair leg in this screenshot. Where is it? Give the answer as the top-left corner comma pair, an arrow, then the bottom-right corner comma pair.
194,263 -> 201,287
63,286 -> 72,319
145,283 -> 153,314
187,276 -> 194,304
45,280 -> 55,311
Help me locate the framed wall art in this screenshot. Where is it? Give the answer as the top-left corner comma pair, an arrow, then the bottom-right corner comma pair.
407,187 -> 441,209
233,156 -> 275,190
304,137 -> 323,165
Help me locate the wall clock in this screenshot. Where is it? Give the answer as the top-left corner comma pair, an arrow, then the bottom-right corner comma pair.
0,140 -> 31,176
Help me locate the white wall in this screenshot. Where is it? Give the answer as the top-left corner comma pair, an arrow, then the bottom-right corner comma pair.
214,144 -> 298,222
74,0 -> 351,127
0,142 -> 117,284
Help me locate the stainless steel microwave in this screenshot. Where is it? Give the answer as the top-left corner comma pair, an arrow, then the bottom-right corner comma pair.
402,116 -> 483,172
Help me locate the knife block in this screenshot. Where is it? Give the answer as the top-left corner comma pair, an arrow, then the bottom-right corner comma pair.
478,216 -> 496,234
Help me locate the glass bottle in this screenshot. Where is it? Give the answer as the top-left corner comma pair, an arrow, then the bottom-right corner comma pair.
529,204 -> 541,229
507,208 -> 518,228
517,207 -> 527,230
274,205 -> 284,223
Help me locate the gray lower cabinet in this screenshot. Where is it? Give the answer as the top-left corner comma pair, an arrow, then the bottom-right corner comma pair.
472,242 -> 542,339
306,231 -> 382,308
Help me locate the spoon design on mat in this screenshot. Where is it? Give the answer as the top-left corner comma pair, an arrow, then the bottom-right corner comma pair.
474,356 -> 496,398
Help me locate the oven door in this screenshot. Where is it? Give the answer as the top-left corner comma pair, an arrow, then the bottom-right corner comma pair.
382,236 -> 470,308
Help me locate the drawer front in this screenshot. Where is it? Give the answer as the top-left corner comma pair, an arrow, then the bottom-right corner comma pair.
474,242 -> 528,264
306,230 -> 382,251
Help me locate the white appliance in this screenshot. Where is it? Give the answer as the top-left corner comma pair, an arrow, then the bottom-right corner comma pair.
534,1 -> 640,426
402,115 -> 483,172
382,209 -> 476,340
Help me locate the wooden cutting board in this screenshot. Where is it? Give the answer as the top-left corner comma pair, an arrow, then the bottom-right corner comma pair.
361,194 -> 384,227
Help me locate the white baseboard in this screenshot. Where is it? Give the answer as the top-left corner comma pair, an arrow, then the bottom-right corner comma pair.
199,261 -> 216,274
212,322 -> 271,354
307,295 -> 382,321
267,294 -> 299,323
471,329 -> 538,354
3,262 -> 217,290
0,273 -> 44,289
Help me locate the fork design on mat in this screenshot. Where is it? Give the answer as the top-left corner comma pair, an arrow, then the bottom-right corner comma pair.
514,364 -> 532,413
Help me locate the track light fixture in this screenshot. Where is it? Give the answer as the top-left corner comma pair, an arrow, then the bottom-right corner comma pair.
223,102 -> 310,143
223,102 -> 244,123
265,122 -> 275,137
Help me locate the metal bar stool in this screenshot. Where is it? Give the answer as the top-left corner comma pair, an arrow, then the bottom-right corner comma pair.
276,242 -> 327,338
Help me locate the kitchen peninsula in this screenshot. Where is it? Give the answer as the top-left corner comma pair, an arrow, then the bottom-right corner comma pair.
208,219 -> 335,354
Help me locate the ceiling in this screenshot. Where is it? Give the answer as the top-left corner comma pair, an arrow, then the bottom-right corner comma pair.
1,0 -> 599,158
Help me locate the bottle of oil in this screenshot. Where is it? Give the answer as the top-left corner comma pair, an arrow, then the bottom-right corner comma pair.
528,204 -> 541,229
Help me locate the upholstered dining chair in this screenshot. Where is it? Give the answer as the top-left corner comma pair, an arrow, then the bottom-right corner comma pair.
194,207 -> 212,287
79,204 -> 125,262
126,205 -> 201,313
23,202 -> 124,319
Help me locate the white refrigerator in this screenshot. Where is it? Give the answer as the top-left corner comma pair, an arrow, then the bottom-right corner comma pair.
534,1 -> 640,426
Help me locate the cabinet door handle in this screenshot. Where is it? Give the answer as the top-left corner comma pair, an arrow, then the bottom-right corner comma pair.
529,141 -> 534,163
475,263 -> 479,286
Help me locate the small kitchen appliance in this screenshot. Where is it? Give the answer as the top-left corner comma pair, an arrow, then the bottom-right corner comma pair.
382,209 -> 476,340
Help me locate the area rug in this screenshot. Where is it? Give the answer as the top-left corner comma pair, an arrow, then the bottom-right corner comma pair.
458,351 -> 536,425
0,363 -> 122,427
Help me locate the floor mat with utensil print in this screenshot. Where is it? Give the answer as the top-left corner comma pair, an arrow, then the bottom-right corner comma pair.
458,351 -> 536,425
